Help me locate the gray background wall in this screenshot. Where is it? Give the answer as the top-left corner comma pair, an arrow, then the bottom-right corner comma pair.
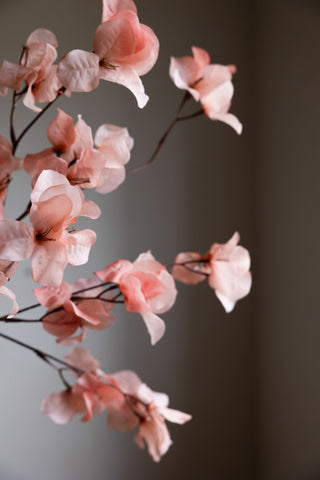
0,0 -> 319,479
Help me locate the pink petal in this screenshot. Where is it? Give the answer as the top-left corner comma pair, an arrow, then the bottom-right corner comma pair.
66,229 -> 97,266
161,407 -> 192,425
71,299 -> 115,328
107,398 -> 139,432
125,24 -> 159,76
108,370 -> 142,394
0,220 -> 34,261
95,162 -> 126,194
33,282 -> 72,308
102,0 -> 137,22
99,63 -> 148,108
205,111 -> 243,135
135,415 -> 172,462
141,311 -> 166,345
57,50 -> 100,92
146,270 -> 177,314
120,274 -> 150,313
41,390 -> 84,424
31,169 -> 69,203
0,60 -> 30,90
30,193 -> 73,239
65,347 -> 100,372
169,56 -> 200,101
191,46 -> 210,70
27,28 -> 58,48
31,241 -> 68,286
95,259 -> 133,283
0,285 -> 19,318
95,124 -> 133,162
68,149 -> 105,189
47,109 -> 76,152
43,309 -> 79,339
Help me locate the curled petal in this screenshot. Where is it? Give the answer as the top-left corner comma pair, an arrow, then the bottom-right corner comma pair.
99,63 -> 148,108
0,285 -> 19,318
141,311 -> 166,345
161,407 -> 192,425
95,259 -> 132,283
102,0 -> 137,22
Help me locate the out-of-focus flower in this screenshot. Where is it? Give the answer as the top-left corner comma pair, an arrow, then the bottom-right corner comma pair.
169,46 -> 242,134
42,347 -> 191,461
95,251 -> 177,344
172,232 -> 251,312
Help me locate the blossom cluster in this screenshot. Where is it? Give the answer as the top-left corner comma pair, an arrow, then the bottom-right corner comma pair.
0,0 -> 250,462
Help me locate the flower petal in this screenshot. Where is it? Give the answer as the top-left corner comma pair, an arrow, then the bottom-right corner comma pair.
57,50 -> 100,92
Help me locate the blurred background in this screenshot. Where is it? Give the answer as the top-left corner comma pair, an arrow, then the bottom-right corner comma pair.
0,0 -> 319,478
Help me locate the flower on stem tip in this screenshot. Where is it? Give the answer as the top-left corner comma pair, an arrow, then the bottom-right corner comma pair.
169,46 -> 242,134
172,232 -> 251,312
95,251 -> 177,345
41,347 -> 191,462
0,29 -> 61,112
57,0 -> 159,107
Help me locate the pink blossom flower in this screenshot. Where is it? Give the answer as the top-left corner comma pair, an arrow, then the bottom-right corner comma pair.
0,29 -> 61,112
42,347 -> 191,461
169,46 -> 242,134
34,278 -> 115,344
95,251 -> 177,344
57,0 -> 159,107
0,170 -> 100,286
24,110 -> 133,194
172,232 -> 251,312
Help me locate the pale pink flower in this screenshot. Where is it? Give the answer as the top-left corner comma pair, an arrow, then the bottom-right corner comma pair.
169,46 -> 242,134
57,0 -> 159,107
95,251 -> 177,344
0,29 -> 61,111
42,347 -> 191,461
34,278 -> 115,344
172,232 -> 251,312
24,110 -> 133,194
0,170 -> 100,286
104,369 -> 192,462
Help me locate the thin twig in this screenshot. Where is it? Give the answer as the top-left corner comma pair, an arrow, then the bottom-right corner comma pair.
12,87 -> 66,155
127,92 -> 191,174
